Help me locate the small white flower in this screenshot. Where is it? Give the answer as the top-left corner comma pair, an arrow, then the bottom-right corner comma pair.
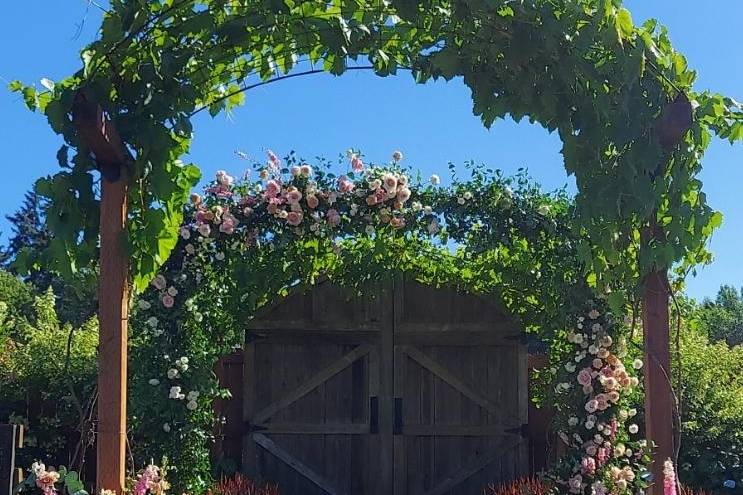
430,174 -> 440,185
180,227 -> 191,240
633,359 -> 644,370
167,286 -> 178,297
568,416 -> 579,426
628,424 -> 639,434
163,423 -> 171,432
457,197 -> 466,205
588,309 -> 600,320
187,390 -> 200,401
138,300 -> 152,311
423,205 -> 433,215
628,408 -> 637,417
463,191 -> 473,200
365,225 -> 375,236
585,420 -> 595,430
215,252 -> 225,261
186,400 -> 198,411
167,368 -> 179,380
411,201 -> 422,212
146,316 -> 158,328
168,386 -> 182,399
148,379 -> 160,386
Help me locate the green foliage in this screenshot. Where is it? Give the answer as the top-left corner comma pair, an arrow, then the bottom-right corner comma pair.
674,317 -> 743,490
0,276 -> 98,472
696,285 -> 743,346
10,0 -> 743,305
3,190 -> 97,326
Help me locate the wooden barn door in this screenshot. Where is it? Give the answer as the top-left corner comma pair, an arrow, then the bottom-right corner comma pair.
392,278 -> 529,495
242,282 -> 394,495
242,278 -> 527,495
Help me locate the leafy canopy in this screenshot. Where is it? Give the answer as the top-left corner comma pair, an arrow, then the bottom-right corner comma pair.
10,0 -> 743,301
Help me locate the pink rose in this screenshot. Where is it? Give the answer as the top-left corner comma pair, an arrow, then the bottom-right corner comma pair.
326,209 -> 341,227
595,394 -> 609,411
338,175 -> 355,193
286,211 -> 303,226
285,187 -> 302,203
577,368 -> 593,387
151,274 -> 167,290
585,399 -> 599,413
306,195 -> 319,209
265,179 -> 281,197
300,164 -> 312,177
351,155 -> 364,171
396,187 -> 411,203
198,223 -> 211,237
162,294 -> 175,308
290,166 -> 300,176
592,358 -> 603,369
267,149 -> 279,165
581,456 -> 596,475
390,217 -> 406,229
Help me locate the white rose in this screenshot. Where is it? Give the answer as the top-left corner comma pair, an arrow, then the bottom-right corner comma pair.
148,379 -> 160,386
430,174 -> 440,185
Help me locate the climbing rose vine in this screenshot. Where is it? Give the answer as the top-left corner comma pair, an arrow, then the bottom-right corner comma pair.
129,149 -> 649,494
547,308 -> 650,494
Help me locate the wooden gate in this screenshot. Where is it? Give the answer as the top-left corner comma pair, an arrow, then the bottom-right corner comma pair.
241,278 -> 528,495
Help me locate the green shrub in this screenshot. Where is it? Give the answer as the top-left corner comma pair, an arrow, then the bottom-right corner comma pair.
675,322 -> 743,491
0,279 -> 98,471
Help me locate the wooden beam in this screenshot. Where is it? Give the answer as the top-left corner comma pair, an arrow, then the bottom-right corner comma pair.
252,434 -> 338,495
251,344 -> 372,424
643,269 -> 674,493
72,93 -> 130,494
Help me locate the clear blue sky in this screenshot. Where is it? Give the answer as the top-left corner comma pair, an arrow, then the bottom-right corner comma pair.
1,2 -> 741,300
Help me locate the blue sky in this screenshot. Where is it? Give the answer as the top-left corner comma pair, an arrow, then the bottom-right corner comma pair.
1,2 -> 741,300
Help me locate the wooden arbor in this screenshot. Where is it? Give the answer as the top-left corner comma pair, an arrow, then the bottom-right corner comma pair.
72,95 -> 677,492
234,277 -> 528,495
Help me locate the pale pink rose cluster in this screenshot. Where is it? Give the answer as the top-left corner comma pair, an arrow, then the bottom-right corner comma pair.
554,307 -> 647,494
189,151 -> 421,240
151,274 -> 178,309
31,462 -> 60,495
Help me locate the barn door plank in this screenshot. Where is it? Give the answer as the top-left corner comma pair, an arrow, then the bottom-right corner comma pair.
423,437 -> 521,495
242,342 -> 258,476
401,346 -> 500,415
252,344 -> 372,424
252,433 -> 340,495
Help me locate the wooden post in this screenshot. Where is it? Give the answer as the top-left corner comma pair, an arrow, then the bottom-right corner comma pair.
96,175 -> 129,493
641,225 -> 675,493
73,92 -> 130,494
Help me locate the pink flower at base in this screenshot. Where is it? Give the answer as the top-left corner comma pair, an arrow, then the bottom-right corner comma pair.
663,459 -> 677,495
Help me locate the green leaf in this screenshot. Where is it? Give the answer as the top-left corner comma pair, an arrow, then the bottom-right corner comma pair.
615,8 -> 634,40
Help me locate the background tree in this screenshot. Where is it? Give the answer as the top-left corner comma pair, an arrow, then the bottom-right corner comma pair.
2,190 -> 96,326
696,285 -> 743,346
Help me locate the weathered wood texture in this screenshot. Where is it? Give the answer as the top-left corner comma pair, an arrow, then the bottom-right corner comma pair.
96,176 -> 129,494
643,270 -> 674,494
222,278 -> 527,495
